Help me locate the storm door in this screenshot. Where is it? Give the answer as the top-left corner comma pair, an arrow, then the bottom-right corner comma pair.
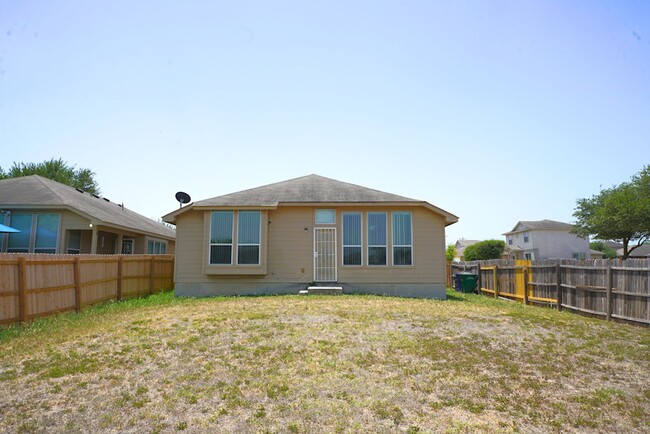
313,227 -> 337,282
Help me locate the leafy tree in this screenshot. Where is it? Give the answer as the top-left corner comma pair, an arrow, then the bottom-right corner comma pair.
445,244 -> 457,262
573,165 -> 649,259
589,241 -> 618,259
463,240 -> 505,261
0,158 -> 100,194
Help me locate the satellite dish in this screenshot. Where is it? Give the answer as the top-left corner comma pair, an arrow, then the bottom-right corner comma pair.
175,191 -> 191,209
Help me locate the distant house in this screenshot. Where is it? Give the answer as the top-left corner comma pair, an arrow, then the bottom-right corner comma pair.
453,239 -> 480,261
162,174 -> 458,299
616,244 -> 650,258
0,175 -> 175,254
503,219 -> 590,260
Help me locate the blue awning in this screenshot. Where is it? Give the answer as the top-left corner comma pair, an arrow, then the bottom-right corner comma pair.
0,223 -> 20,233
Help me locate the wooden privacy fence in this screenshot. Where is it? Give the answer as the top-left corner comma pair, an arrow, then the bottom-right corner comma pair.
0,254 -> 174,326
448,259 -> 650,326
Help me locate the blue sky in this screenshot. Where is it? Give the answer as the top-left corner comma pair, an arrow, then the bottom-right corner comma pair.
1,1 -> 648,244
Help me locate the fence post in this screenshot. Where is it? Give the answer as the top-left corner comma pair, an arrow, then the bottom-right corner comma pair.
149,256 -> 155,294
117,257 -> 123,301
18,257 -> 27,323
523,268 -> 529,305
556,260 -> 562,311
494,265 -> 499,299
606,265 -> 613,321
476,262 -> 482,293
73,257 -> 82,313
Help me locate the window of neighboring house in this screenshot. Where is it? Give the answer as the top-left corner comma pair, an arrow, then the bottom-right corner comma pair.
237,211 -> 260,265
67,230 -> 81,254
392,211 -> 412,265
315,209 -> 336,225
210,211 -> 234,264
524,252 -> 534,260
147,239 -> 168,254
34,214 -> 59,253
572,252 -> 586,260
7,213 -> 59,253
367,212 -> 387,266
523,232 -> 529,243
508,236 -> 513,245
7,214 -> 32,253
343,212 -> 362,266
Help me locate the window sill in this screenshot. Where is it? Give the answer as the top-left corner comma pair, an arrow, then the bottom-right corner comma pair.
205,264 -> 267,275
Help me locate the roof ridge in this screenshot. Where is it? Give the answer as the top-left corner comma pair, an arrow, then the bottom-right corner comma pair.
31,175 -> 70,205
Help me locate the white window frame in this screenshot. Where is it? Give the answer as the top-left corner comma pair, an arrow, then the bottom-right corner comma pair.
147,238 -> 168,255
342,212 -> 362,266
524,252 -> 534,260
392,211 -> 413,266
315,209 -> 336,225
523,232 -> 529,243
367,212 -> 387,266
210,211 -> 234,265
236,211 -> 261,265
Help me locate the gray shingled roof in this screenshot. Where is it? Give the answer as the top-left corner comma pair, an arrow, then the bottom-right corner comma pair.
0,175 -> 175,240
165,174 -> 458,225
504,219 -> 574,235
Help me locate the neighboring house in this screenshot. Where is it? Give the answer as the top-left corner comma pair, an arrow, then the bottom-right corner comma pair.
162,174 -> 458,299
453,239 -> 480,261
503,219 -> 590,260
616,244 -> 650,258
0,175 -> 175,254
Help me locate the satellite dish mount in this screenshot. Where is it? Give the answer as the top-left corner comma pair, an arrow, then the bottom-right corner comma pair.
175,191 -> 191,209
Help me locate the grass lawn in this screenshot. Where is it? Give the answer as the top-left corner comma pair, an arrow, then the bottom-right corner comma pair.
0,289 -> 649,433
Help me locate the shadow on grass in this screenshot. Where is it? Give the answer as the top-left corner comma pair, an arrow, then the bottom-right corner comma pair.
445,289 -> 470,302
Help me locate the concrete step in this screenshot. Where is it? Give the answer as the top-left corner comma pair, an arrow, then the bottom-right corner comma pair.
301,286 -> 343,295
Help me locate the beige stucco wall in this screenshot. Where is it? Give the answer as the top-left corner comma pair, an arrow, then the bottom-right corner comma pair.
173,205 -> 448,298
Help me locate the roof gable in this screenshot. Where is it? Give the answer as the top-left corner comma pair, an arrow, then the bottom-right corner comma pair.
504,219 -> 574,235
164,174 -> 458,225
0,175 -> 175,240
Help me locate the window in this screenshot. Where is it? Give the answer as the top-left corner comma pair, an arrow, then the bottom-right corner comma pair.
508,236 -> 513,245
367,212 -> 386,265
523,232 -> 529,243
7,214 -> 33,253
343,212 -> 362,265
147,239 -> 168,254
392,212 -> 412,265
210,211 -> 234,264
524,252 -> 534,260
315,209 -> 335,225
572,252 -> 586,260
237,211 -> 260,264
68,230 -> 81,254
7,213 -> 59,253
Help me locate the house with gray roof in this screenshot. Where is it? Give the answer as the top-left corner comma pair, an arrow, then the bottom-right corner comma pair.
0,175 -> 175,255
163,174 -> 458,299
503,219 -> 590,260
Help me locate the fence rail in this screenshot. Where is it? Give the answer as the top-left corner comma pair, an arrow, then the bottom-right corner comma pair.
0,254 -> 174,326
448,258 -> 650,326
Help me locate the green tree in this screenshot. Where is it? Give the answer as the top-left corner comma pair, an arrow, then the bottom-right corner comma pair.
589,241 -> 618,259
573,165 -> 649,259
445,244 -> 457,262
0,158 -> 100,194
463,240 -> 505,261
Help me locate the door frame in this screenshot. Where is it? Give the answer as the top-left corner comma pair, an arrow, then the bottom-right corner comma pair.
313,227 -> 337,282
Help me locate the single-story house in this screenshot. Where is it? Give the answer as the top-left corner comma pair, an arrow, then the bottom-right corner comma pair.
0,175 -> 175,254
617,243 -> 650,258
162,174 -> 458,299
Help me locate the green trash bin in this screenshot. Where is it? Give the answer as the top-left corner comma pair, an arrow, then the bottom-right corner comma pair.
459,273 -> 478,293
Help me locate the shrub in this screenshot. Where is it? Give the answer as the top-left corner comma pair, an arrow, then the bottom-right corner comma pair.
463,240 -> 505,261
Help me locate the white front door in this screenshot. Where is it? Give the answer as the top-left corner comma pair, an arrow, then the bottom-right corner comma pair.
314,228 -> 337,282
